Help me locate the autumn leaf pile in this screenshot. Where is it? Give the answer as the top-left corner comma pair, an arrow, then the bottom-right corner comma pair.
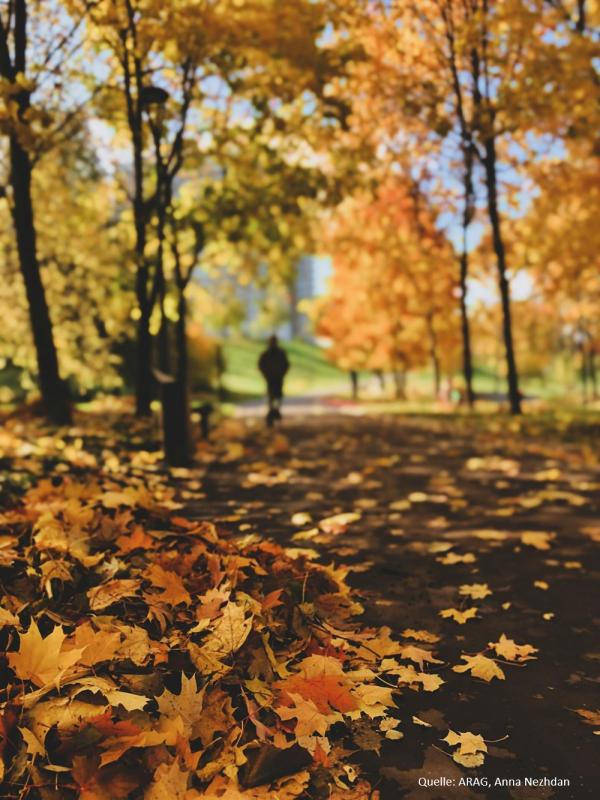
0,415 -> 415,798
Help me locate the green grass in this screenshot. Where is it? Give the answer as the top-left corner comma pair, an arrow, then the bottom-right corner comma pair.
221,338 -> 347,401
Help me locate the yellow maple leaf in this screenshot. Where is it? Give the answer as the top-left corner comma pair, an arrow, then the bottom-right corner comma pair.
454,751 -> 486,768
400,628 -> 440,643
69,622 -> 121,667
191,602 -> 253,675
521,531 -> 555,550
388,662 -> 444,692
156,673 -> 206,738
145,564 -> 191,606
145,758 -> 190,800
443,729 -> 487,768
87,579 -> 139,611
318,512 -> 361,535
488,634 -> 538,662
439,607 -> 478,624
436,552 -> 476,565
453,654 -> 505,682
350,683 -> 396,718
7,621 -> 84,688
459,583 -> 492,599
397,644 -> 443,669
276,692 -> 332,737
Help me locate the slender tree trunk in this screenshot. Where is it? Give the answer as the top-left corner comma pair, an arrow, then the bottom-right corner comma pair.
577,0 -> 586,31
459,247 -> 475,406
121,16 -> 153,417
459,161 -> 475,407
9,135 -> 71,424
580,343 -> 589,404
160,233 -> 192,467
589,348 -> 598,399
1,1 -> 70,424
159,292 -> 191,466
483,136 -> 522,415
426,314 -> 441,399
393,368 -> 406,400
349,370 -> 359,400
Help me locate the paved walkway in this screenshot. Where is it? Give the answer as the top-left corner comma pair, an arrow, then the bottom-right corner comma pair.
198,413 -> 600,799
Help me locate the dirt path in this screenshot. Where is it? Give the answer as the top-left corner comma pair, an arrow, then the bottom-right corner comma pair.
197,414 -> 600,800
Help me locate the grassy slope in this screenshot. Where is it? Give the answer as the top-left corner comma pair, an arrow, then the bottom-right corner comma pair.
221,338 -> 347,401
220,338 -> 594,411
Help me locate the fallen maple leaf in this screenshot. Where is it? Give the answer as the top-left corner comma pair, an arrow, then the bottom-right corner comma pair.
573,708 -> 600,726
488,634 -> 538,662
520,531 -> 555,550
156,673 -> 206,737
443,729 -> 487,768
400,628 -> 440,643
436,552 -> 476,565
453,654 -> 505,682
458,583 -> 492,599
385,662 -> 444,692
397,644 -> 443,670
7,621 -> 84,688
319,512 -> 361,534
145,758 -> 190,800
276,692 -> 332,737
276,655 -> 358,714
145,563 -> 192,606
87,579 -> 139,611
439,607 -> 478,624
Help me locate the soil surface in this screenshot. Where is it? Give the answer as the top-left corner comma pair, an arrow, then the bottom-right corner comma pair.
196,413 -> 600,800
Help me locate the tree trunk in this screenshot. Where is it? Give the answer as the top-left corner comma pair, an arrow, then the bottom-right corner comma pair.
350,370 -> 359,400
426,314 -> 441,400
483,136 -> 522,415
393,368 -> 406,400
9,134 -> 71,424
122,18 -> 153,417
577,0 -> 586,31
161,377 -> 192,466
160,290 -> 191,466
459,250 -> 475,407
136,311 -> 153,416
589,348 -> 598,399
459,219 -> 475,407
580,343 -> 589,404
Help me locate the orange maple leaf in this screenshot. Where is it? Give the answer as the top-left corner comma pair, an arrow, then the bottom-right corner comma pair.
275,655 -> 358,714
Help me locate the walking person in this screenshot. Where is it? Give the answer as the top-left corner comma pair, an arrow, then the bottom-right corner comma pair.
258,335 -> 290,426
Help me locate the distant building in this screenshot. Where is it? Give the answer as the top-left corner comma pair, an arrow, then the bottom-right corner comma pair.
209,256 -> 318,342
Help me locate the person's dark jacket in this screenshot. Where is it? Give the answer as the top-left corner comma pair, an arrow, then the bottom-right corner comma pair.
258,346 -> 289,385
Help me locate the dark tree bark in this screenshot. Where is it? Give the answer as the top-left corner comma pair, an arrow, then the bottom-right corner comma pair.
9,135 -> 71,424
458,150 -> 476,407
1,0 -> 71,424
440,0 -> 475,407
482,136 -> 522,415
458,241 -> 475,406
589,348 -> 598,399
426,313 -> 441,399
120,4 -> 154,417
350,370 -> 359,400
577,0 -> 586,31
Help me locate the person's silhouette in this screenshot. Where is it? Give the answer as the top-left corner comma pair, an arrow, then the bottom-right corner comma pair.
258,336 -> 290,426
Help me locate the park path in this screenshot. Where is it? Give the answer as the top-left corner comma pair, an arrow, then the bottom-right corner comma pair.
233,393 -> 365,420
197,413 -> 600,800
